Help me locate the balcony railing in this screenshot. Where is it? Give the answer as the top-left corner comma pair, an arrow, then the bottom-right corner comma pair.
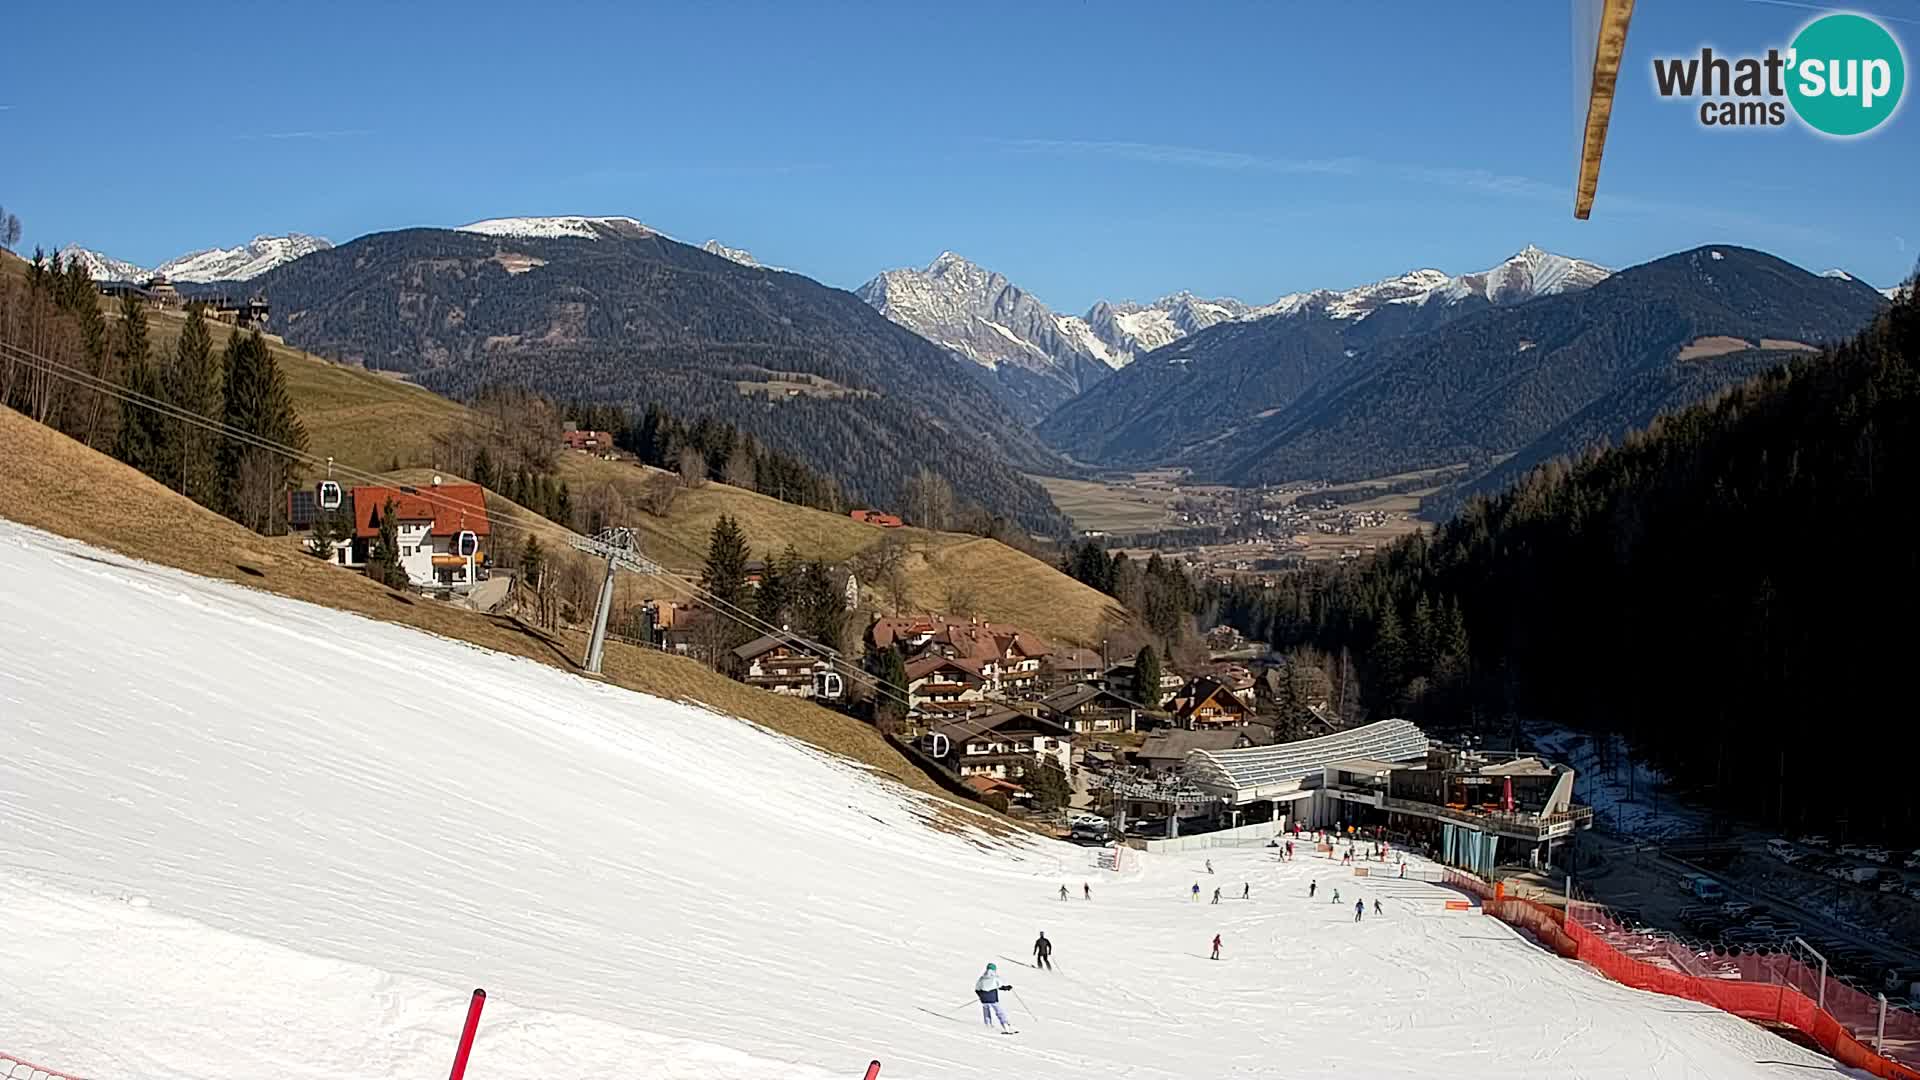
1382,796 -> 1596,840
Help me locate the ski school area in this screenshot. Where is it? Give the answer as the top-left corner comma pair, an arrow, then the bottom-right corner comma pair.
0,518 -> 1867,1080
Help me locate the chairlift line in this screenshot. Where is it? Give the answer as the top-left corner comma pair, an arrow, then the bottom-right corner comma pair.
1,339 -> 921,713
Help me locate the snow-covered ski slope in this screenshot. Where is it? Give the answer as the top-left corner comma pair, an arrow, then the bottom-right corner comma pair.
0,519 -> 1851,1080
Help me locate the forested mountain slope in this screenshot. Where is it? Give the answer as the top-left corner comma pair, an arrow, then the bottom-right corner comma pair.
1211,278 -> 1920,835
242,225 -> 1072,534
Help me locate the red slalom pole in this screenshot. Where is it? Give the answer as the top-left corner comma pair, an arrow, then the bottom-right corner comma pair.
449,988 -> 487,1080
863,1061 -> 882,1080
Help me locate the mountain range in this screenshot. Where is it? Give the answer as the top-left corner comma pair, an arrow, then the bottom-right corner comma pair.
236,217 -> 1074,534
47,211 -> 1903,532
59,234 -> 332,284
860,246 -> 1612,421
1047,245 -> 1889,500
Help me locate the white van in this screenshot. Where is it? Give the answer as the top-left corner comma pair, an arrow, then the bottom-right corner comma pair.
1766,838 -> 1797,861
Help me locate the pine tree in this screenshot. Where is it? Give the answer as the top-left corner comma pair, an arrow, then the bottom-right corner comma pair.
1369,607 -> 1407,706
165,304 -> 221,505
795,559 -> 847,650
1409,595 -> 1436,676
306,509 -> 348,560
701,514 -> 750,612
1133,645 -> 1162,707
554,480 -> 572,527
755,548 -> 790,627
876,645 -> 910,726
112,292 -> 163,474
367,499 -> 408,588
216,330 -> 307,532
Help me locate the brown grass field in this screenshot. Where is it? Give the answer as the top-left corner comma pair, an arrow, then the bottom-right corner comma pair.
67,292 -> 1121,646
1030,474 -> 1176,533
0,403 -> 1033,836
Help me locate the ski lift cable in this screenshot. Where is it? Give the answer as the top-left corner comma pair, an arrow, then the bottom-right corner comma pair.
8,341 -> 917,711
3,341 -> 921,712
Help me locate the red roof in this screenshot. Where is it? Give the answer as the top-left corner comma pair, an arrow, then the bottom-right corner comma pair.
350,484 -> 491,540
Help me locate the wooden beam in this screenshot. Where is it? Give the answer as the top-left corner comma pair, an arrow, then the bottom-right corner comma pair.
1574,0 -> 1638,220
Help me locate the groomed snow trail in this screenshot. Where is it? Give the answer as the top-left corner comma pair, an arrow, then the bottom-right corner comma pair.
0,520 -> 1857,1079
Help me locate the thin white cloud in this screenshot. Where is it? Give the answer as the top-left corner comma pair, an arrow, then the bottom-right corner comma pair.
235,128 -> 371,141
0,105 -> 15,111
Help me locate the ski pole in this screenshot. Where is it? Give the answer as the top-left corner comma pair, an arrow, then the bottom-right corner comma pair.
1011,987 -> 1040,1023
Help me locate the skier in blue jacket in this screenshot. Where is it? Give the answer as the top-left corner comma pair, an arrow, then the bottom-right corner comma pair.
975,963 -> 1014,1031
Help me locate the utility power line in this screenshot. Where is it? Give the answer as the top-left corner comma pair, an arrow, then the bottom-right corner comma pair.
0,339 -> 920,715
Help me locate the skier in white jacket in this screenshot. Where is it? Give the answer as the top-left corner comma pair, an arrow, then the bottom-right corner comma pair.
975,963 -> 1014,1031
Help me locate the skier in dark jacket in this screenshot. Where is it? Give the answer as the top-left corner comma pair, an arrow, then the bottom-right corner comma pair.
1033,931 -> 1053,970
1309,879 -> 1317,898
1354,899 -> 1366,922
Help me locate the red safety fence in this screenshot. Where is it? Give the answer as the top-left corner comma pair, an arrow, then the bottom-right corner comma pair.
2,1053 -> 88,1080
1459,885 -> 1920,1080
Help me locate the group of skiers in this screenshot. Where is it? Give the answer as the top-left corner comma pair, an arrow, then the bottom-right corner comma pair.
972,829 -> 1411,1033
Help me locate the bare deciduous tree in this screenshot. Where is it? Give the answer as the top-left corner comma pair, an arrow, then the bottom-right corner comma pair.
678,446 -> 708,488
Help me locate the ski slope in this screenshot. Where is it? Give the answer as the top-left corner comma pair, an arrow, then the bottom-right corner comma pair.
0,519 -> 1853,1080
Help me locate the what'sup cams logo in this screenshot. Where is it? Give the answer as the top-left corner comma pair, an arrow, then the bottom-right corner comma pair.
1652,12 -> 1905,136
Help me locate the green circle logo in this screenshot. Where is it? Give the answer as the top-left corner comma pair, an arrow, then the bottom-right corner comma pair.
1787,13 -> 1905,136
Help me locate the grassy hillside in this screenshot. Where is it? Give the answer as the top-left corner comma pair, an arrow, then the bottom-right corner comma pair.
5,249 -> 1124,645
0,402 -> 1002,823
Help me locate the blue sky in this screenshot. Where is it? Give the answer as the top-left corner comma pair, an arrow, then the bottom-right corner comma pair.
3,0 -> 1914,310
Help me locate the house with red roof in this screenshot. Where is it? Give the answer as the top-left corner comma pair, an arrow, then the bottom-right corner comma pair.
345,479 -> 491,588
904,654 -> 997,718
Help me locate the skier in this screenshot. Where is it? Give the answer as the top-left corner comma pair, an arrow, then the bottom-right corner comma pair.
1286,840 -> 1294,859
975,964 -> 1015,1032
1059,884 -> 1069,901
1192,882 -> 1201,902
1399,862 -> 1407,879
1354,899 -> 1366,922
1206,859 -> 1215,874
1374,898 -> 1383,916
1331,887 -> 1341,904
1309,880 -> 1317,898
1033,931 -> 1053,971
1211,886 -> 1222,905
1211,934 -> 1222,960
1083,882 -> 1091,901
1242,882 -> 1250,900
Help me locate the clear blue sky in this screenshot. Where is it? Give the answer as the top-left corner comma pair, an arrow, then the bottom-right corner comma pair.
4,0 -> 1914,310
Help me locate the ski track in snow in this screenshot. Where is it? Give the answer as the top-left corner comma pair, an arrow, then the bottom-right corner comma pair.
0,518 -> 1861,1080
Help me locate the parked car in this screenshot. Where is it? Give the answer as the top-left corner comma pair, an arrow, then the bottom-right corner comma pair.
1721,900 -> 1755,920
1902,852 -> 1920,870
1839,844 -> 1870,858
1767,838 -> 1798,861
1800,834 -> 1834,850
1865,848 -> 1892,864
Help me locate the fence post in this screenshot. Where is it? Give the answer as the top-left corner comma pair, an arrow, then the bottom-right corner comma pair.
449,988 -> 487,1080
1877,993 -> 1887,1053
864,1060 -> 882,1080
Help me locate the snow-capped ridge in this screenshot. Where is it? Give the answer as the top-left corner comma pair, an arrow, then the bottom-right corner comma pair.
456,215 -> 654,240
700,239 -> 764,268
56,234 -> 332,283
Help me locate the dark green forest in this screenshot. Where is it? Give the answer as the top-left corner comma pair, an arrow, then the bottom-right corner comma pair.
1210,280 -> 1919,840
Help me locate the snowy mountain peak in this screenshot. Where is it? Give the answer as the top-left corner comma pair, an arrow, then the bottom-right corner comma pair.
56,244 -> 149,283
56,233 -> 332,283
456,215 -> 653,241
157,234 -> 332,283
700,239 -> 761,268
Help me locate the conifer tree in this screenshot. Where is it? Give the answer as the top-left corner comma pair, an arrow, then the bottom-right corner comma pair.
112,292 -> 163,474
1133,645 -> 1162,708
876,645 -> 910,727
165,304 -> 221,505
215,330 -> 307,532
367,499 -> 408,588
701,514 -> 750,612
